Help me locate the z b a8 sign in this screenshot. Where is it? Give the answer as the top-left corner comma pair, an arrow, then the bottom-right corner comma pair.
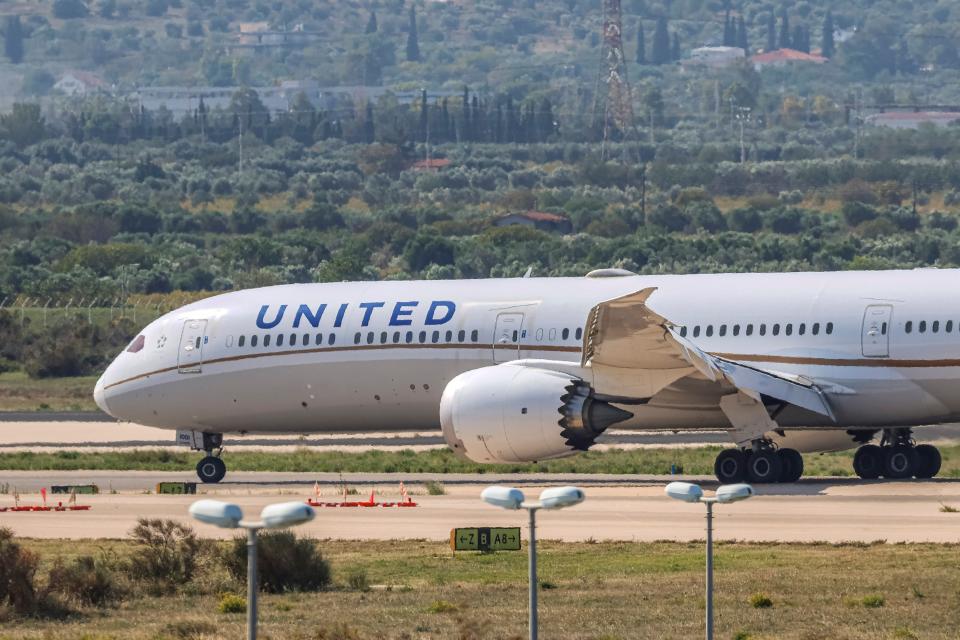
450,527 -> 521,552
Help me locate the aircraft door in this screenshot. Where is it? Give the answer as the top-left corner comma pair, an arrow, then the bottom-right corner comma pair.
178,319 -> 207,373
493,312 -> 524,363
861,304 -> 892,357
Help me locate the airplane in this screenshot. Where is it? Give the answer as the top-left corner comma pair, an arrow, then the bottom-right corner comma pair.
94,267 -> 955,484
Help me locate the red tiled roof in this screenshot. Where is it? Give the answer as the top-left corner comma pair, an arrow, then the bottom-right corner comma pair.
751,48 -> 828,64
63,70 -> 107,87
412,158 -> 451,169
518,210 -> 569,223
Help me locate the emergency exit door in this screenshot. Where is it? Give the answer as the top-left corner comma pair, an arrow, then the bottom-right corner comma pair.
493,313 -> 524,363
178,319 -> 207,373
861,305 -> 892,357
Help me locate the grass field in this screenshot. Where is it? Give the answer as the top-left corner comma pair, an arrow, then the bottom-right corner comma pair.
2,444 -> 960,477
0,372 -> 100,411
4,538 -> 960,639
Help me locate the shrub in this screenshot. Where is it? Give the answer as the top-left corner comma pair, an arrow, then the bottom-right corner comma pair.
47,555 -> 118,607
128,519 -> 203,592
218,593 -> 246,614
346,568 -> 370,592
425,481 -> 446,495
842,201 -> 878,227
223,531 -> 330,593
862,594 -> 885,608
0,527 -> 39,615
160,620 -> 218,639
749,592 -> 773,608
427,599 -> 459,613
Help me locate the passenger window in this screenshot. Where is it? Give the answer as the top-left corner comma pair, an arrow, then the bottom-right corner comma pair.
380,332 -> 387,344
195,337 -> 201,349
536,328 -> 543,341
238,335 -> 246,347
759,324 -> 766,336
264,334 -> 271,347
512,330 -> 518,341
948,320 -> 954,333
251,335 -> 258,347
315,333 -> 323,346
826,322 -> 834,335
785,324 -> 792,336
471,329 -> 479,342
445,330 -> 453,342
680,326 -> 688,337
290,333 -> 296,345
328,333 -> 336,345
919,321 -> 927,334
393,331 -> 401,343
746,324 -> 754,336
812,322 -> 820,335
549,328 -> 557,340
406,331 -> 413,344
733,325 -> 740,336
773,324 -> 780,336
432,331 -> 440,343
419,331 -> 427,343
458,329 -> 466,342
693,326 -> 701,338
905,321 -> 912,334
881,322 -> 887,335
719,325 -> 727,337
933,321 -> 940,333
277,334 -> 285,347
354,332 -> 361,344
365,332 -> 374,344
706,325 -> 713,337
575,328 -> 583,340
562,328 -> 569,340
798,323 -> 805,336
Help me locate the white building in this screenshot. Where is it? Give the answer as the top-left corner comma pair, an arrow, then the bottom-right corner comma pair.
54,71 -> 107,96
683,46 -> 745,69
865,111 -> 960,130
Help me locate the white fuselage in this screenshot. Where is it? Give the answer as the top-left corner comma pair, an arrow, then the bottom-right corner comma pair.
94,270 -> 960,443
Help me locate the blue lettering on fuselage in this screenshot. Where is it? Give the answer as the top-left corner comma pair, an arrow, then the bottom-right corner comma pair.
255,300 -> 457,329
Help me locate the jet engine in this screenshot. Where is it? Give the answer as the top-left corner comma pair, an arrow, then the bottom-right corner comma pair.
440,364 -> 633,463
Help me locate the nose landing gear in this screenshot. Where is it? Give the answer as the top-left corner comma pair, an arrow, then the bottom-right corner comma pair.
852,429 -> 941,480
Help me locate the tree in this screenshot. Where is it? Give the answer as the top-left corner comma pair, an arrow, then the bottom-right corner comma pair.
822,11 -> 835,58
406,6 -> 420,62
366,10 -> 378,34
0,103 -> 44,148
652,17 -> 670,65
635,23 -> 645,64
723,11 -> 734,47
737,16 -> 749,52
52,0 -> 88,19
766,12 -> 776,51
779,9 -> 791,49
792,25 -> 805,52
671,32 -> 681,61
5,16 -> 23,64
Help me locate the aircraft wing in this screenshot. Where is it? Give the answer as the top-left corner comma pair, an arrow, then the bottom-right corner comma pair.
581,287 -> 836,421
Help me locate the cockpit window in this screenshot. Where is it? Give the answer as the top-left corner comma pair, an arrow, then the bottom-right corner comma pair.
126,335 -> 145,353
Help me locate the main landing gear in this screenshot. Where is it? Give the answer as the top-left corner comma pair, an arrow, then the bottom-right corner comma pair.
195,432 -> 226,483
714,442 -> 804,484
852,429 -> 941,480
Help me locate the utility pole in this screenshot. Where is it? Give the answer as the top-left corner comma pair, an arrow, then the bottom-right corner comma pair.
238,117 -> 244,178
736,107 -> 750,163
591,0 -> 637,159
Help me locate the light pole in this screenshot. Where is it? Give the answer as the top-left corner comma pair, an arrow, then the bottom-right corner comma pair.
481,485 -> 585,640
189,500 -> 315,640
664,482 -> 754,640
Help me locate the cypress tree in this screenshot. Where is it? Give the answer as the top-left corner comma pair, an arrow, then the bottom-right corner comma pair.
792,24 -> 804,52
471,95 -> 481,141
5,15 -> 23,64
365,10 -> 378,34
652,17 -> 670,65
671,32 -> 681,61
821,11 -> 835,58
405,5 -> 420,62
636,23 -> 645,64
440,97 -> 449,141
737,16 -> 748,52
779,9 -> 791,49
363,100 -> 375,143
461,86 -> 470,141
419,88 -> 428,142
766,12 -> 776,51
723,11 -> 733,46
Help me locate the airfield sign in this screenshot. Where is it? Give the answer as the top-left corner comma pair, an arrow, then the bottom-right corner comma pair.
450,527 -> 521,552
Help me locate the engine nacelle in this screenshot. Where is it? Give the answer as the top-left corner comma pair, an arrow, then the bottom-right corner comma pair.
440,364 -> 633,463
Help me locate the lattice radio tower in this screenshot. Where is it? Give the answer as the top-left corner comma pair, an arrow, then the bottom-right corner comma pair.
592,0 -> 637,159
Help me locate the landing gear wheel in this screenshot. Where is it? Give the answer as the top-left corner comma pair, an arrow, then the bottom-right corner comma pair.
853,445 -> 883,479
714,449 -> 748,483
914,444 -> 942,479
747,450 -> 783,484
883,444 -> 918,480
196,456 -> 226,483
777,448 -> 804,483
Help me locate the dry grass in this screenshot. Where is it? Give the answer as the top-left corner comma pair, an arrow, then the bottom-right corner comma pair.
0,371 -> 99,411
4,538 -> 960,639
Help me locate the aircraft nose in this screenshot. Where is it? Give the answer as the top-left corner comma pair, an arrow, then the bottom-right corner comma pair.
93,375 -> 112,416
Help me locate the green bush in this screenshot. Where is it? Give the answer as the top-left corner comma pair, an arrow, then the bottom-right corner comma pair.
749,592 -> 773,608
0,527 -> 39,615
218,593 -> 246,614
128,519 -> 204,592
427,599 -> 459,613
47,555 -> 119,607
346,568 -> 369,592
425,481 -> 446,495
223,531 -> 331,593
862,594 -> 885,608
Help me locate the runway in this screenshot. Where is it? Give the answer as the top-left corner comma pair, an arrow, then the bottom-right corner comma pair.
3,471 -> 960,543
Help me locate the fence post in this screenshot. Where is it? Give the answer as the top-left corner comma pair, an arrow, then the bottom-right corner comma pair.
64,297 -> 74,320
19,297 -> 28,327
88,298 -> 97,324
0,296 -> 8,311
42,298 -> 52,328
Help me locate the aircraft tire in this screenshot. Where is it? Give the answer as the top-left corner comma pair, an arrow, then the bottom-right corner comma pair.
714,449 -> 748,483
777,448 -> 804,483
747,450 -> 783,484
914,444 -> 942,479
196,456 -> 227,484
882,444 -> 918,480
853,445 -> 883,480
